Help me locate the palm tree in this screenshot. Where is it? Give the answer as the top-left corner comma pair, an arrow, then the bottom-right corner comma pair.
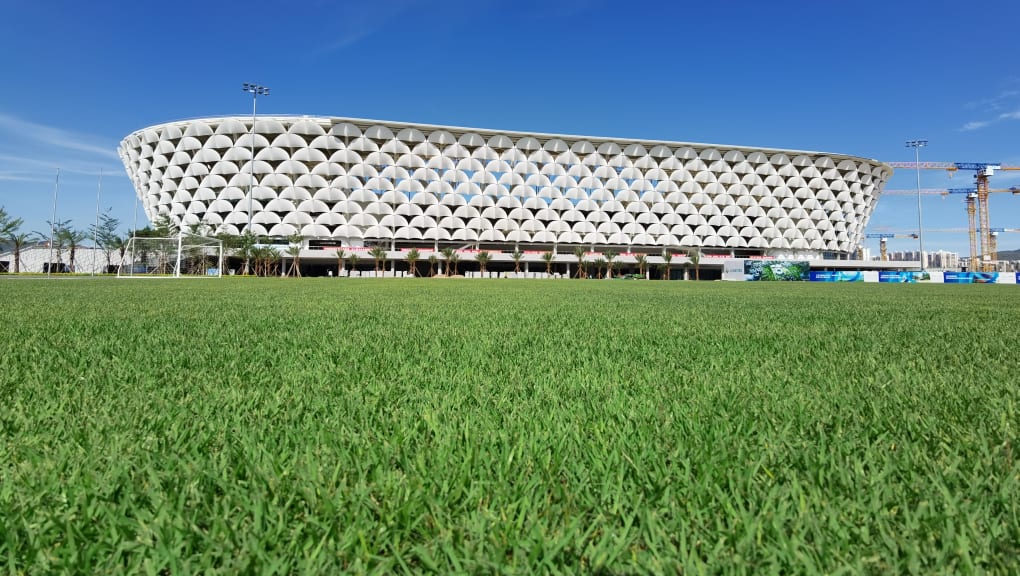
405,248 -> 420,277
573,246 -> 587,279
475,250 -> 491,276
448,251 -> 461,276
1,208 -> 23,271
59,227 -> 88,273
427,253 -> 437,277
250,245 -> 266,276
0,206 -> 23,239
511,249 -> 523,275
286,234 -> 303,277
661,251 -> 673,280
541,251 -> 554,276
593,257 -> 605,279
249,246 -> 262,276
686,248 -> 701,280
334,248 -> 346,277
636,254 -> 648,279
285,245 -> 301,277
604,250 -> 616,279
369,246 -> 387,276
346,252 -> 360,276
237,231 -> 257,275
253,245 -> 280,277
440,247 -> 455,276
8,232 -> 30,273
267,246 -> 282,277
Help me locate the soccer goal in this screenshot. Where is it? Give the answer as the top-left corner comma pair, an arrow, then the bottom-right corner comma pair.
118,233 -> 224,278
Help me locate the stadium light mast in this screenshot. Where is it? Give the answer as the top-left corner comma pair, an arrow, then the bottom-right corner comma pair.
242,83 -> 269,235
905,139 -> 927,271
48,168 -> 59,277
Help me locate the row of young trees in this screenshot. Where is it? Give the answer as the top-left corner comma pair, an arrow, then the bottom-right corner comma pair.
0,206 -> 125,273
323,245 -> 701,280
1,206 -> 703,278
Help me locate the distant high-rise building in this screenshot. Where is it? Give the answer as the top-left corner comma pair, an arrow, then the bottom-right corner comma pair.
929,250 -> 960,270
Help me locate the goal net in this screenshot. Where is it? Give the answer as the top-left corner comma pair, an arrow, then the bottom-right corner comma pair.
118,233 -> 224,278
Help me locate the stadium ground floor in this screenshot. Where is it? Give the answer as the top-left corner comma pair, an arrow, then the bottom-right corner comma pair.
222,246 -> 926,280
2,243 -> 936,280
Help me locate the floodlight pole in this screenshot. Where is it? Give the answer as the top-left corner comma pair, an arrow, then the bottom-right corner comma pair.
93,169 -> 102,276
48,168 -> 59,277
906,139 -> 927,271
242,83 -> 270,235
175,231 -> 183,278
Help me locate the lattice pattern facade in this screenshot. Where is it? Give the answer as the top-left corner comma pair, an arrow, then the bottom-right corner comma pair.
119,116 -> 891,255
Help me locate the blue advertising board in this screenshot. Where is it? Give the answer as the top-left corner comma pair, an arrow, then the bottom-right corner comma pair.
809,271 -> 863,282
943,271 -> 999,284
878,271 -> 930,283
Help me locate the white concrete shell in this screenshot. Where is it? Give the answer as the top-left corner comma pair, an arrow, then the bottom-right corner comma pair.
120,116 -> 891,256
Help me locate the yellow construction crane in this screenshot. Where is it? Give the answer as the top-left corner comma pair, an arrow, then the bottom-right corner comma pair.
880,187 -> 1018,266
865,232 -> 918,261
877,227 -> 1020,269
887,163 -> 1020,269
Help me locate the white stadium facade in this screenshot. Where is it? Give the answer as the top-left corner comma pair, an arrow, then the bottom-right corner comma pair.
118,116 -> 892,278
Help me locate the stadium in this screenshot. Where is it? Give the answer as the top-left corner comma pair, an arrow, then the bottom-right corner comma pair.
118,116 -> 892,277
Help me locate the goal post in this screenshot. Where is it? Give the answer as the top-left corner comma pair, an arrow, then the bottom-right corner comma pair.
118,233 -> 223,278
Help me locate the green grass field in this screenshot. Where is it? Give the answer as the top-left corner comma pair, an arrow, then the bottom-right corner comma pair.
1,278 -> 1018,573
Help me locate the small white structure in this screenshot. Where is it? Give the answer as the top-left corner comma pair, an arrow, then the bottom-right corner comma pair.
0,244 -> 125,274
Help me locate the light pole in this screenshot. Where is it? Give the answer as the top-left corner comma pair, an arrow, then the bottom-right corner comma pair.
242,83 -> 269,235
905,139 -> 927,271
48,168 -> 59,277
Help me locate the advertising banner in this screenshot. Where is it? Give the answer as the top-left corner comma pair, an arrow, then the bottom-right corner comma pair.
809,271 -> 863,282
878,271 -> 930,283
743,260 -> 809,281
943,271 -> 1000,284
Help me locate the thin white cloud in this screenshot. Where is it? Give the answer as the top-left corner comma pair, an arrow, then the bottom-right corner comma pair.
0,113 -> 119,160
961,120 -> 992,131
965,89 -> 1020,111
0,172 -> 51,183
0,151 -> 124,178
312,0 -> 424,56
958,108 -> 1020,132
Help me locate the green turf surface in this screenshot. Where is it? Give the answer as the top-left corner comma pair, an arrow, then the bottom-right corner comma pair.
1,278 -> 1018,573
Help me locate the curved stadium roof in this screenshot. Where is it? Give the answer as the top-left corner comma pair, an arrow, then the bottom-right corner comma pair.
119,116 -> 892,255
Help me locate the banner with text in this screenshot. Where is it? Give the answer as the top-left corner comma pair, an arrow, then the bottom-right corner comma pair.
809,271 -> 863,282
878,271 -> 930,283
943,271 -> 1000,284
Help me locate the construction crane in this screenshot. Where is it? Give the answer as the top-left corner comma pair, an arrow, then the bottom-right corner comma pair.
865,232 -> 918,261
880,187 -> 1019,266
880,187 -> 1020,196
874,227 -> 1020,269
886,162 -> 1020,270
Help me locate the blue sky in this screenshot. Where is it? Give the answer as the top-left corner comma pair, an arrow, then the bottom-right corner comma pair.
2,0 -> 1019,255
